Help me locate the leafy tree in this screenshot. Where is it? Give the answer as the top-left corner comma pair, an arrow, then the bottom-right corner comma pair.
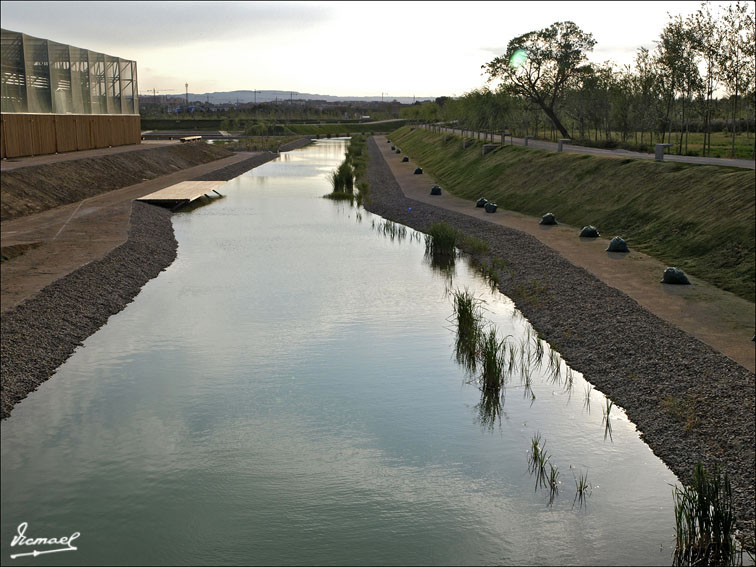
482,21 -> 596,138
718,0 -> 756,156
687,2 -> 720,155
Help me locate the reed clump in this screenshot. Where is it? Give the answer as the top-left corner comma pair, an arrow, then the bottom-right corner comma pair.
424,221 -> 458,258
451,288 -> 484,373
324,135 -> 370,204
478,327 -> 507,392
673,463 -> 739,567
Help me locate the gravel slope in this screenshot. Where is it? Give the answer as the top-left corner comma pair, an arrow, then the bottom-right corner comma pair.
363,136 -> 755,541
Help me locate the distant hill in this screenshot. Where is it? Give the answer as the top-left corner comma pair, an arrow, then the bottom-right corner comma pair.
186,90 -> 434,105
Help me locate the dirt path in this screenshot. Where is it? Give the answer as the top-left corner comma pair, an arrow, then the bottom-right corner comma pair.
1,151 -> 273,313
375,136 -> 755,372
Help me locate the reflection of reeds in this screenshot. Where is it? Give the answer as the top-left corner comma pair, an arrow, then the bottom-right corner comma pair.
527,433 -> 550,491
573,470 -> 592,509
522,367 -> 536,403
547,463 -> 560,506
583,385 -> 593,413
374,219 -> 407,242
475,388 -> 504,431
673,463 -> 737,567
546,348 -> 562,383
602,396 -> 614,441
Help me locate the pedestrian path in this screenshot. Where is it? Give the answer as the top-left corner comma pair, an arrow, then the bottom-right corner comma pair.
421,124 -> 755,169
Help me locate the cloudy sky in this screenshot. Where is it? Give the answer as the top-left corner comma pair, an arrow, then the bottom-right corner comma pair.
0,1 -> 734,98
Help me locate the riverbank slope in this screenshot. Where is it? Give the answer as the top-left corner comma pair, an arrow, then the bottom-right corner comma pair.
390,127 -> 755,302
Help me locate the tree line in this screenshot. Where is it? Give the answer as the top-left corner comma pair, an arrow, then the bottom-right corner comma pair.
401,1 -> 755,158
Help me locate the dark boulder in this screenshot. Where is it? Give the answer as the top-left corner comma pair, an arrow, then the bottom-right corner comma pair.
540,213 -> 557,225
580,225 -> 600,238
661,267 -> 691,285
606,236 -> 629,253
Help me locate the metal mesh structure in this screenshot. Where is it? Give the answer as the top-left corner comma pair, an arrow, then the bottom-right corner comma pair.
1,28 -> 138,115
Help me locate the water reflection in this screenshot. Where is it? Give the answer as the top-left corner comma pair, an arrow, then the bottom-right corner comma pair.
475,388 -> 506,432
424,249 -> 456,282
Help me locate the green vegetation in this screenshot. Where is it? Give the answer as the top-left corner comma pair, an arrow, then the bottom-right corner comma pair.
673,463 -> 738,566
404,4 -> 755,159
424,221 -> 458,258
389,126 -> 755,301
661,394 -> 703,431
211,135 -> 304,152
141,118 -> 406,137
478,327 -> 507,392
286,121 -> 405,136
324,135 -> 370,205
451,288 -> 485,373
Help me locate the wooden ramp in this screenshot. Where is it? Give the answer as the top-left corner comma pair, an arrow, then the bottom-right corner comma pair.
136,181 -> 226,209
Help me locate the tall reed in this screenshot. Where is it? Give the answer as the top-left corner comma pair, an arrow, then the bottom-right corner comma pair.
451,288 -> 484,374
424,222 -> 458,257
672,463 -> 738,566
478,327 -> 507,392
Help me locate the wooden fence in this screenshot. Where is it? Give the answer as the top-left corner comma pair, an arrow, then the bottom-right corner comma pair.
1,114 -> 141,158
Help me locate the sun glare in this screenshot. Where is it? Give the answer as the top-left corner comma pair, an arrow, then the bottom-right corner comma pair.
509,48 -> 528,68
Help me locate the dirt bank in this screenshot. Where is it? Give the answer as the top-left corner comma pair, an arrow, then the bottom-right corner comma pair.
363,136 -> 755,542
1,143 -> 232,221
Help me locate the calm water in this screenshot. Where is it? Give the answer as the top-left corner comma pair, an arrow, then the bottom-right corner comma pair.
2,140 -> 679,565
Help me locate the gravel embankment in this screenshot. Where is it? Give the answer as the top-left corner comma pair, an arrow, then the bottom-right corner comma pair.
364,137 -> 755,540
1,202 -> 177,419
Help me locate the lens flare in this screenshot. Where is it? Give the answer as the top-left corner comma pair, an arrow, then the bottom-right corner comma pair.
509,48 -> 527,69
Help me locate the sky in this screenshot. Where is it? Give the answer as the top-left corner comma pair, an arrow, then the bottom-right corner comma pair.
0,1 -> 740,99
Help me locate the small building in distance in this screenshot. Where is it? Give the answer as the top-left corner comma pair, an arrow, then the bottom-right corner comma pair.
1,28 -> 140,158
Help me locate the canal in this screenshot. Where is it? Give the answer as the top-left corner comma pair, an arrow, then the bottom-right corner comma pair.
1,139 -> 679,565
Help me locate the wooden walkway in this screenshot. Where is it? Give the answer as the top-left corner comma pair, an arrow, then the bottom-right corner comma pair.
136,181 -> 226,209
